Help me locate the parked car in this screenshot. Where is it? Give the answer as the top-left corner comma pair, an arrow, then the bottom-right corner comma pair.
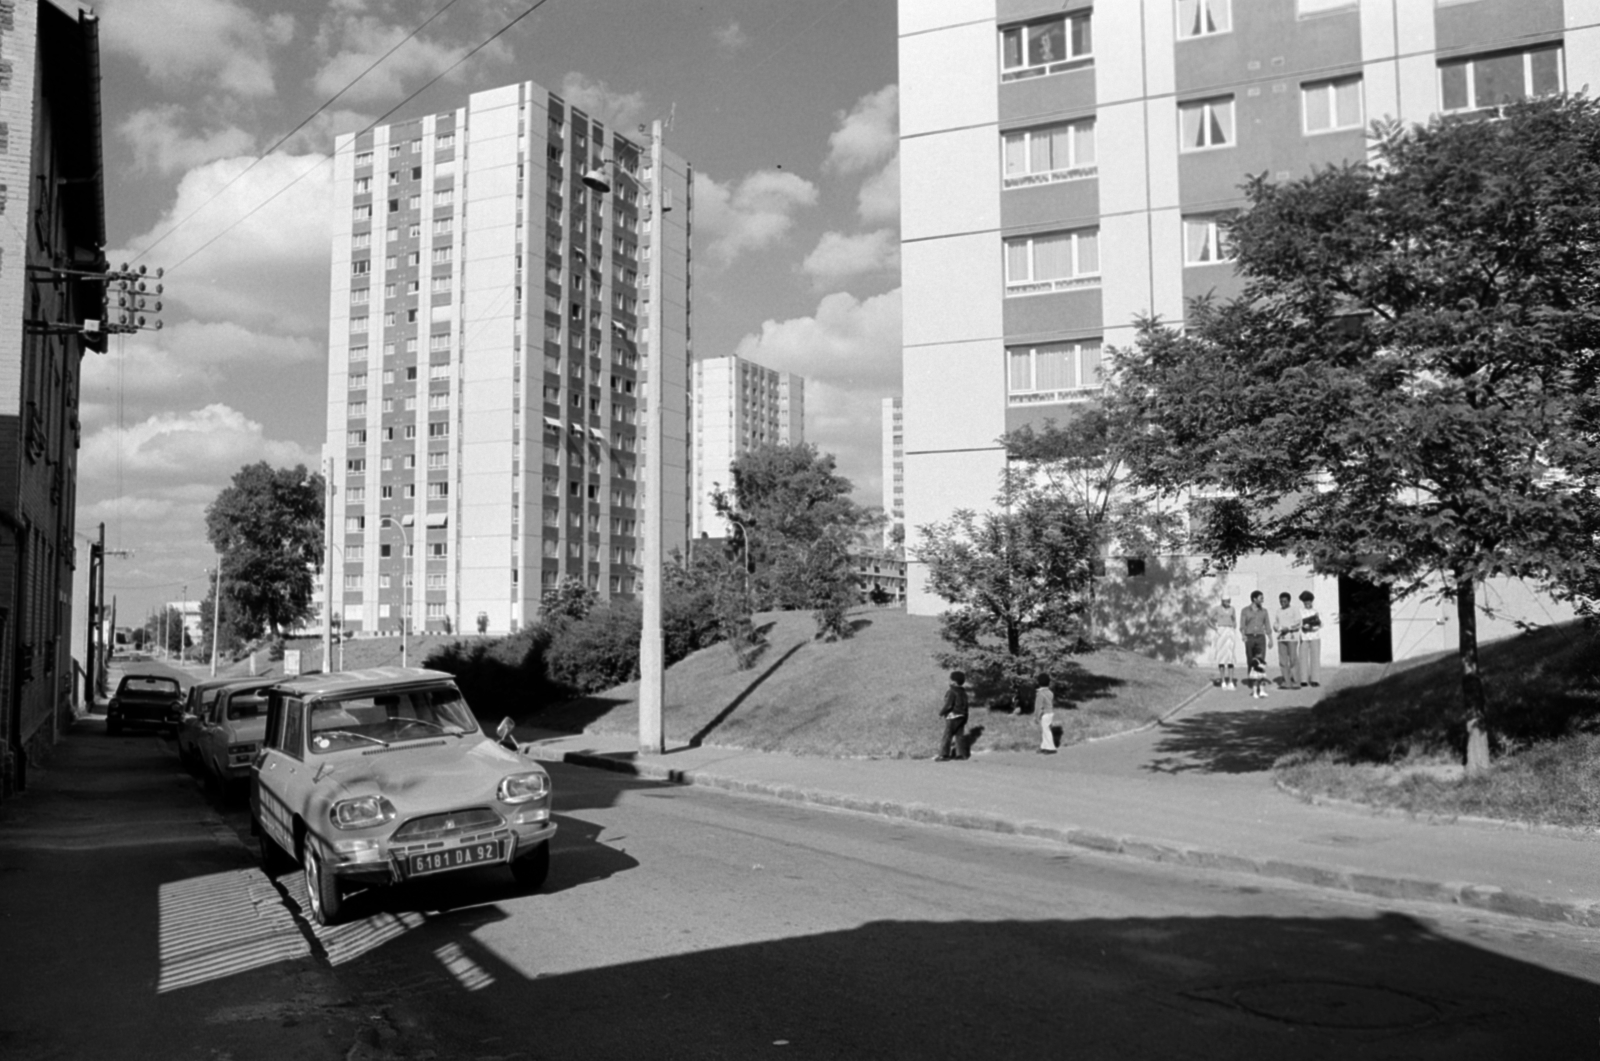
180,678 -> 277,796
250,667 -> 556,926
177,677 -> 261,770
106,673 -> 184,735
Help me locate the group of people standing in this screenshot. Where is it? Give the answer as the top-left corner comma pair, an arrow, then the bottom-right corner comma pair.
1209,590 -> 1323,697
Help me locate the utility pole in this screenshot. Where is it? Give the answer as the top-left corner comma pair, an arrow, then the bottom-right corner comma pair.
210,563 -> 222,676
181,583 -> 187,661
639,118 -> 667,755
84,524 -> 102,706
322,457 -> 333,675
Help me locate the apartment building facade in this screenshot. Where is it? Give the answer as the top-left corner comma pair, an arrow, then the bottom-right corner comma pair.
325,81 -> 693,637
690,355 -> 804,538
881,396 -> 904,548
899,0 -> 1594,661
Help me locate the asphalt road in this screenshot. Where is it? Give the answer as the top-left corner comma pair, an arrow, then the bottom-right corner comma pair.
193,749 -> 1600,1061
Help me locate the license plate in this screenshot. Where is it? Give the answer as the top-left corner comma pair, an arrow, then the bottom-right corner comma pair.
408,840 -> 503,877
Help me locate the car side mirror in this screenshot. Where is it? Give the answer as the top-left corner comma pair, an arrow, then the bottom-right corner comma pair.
495,717 -> 517,750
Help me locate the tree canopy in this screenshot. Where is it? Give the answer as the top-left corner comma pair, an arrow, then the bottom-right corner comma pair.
205,462 -> 325,639
1113,94 -> 1600,760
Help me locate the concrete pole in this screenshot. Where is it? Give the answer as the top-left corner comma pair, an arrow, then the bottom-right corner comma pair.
209,563 -> 221,677
321,457 -> 333,674
638,119 -> 666,755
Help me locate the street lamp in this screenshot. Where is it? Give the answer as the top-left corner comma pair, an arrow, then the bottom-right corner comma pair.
379,515 -> 411,668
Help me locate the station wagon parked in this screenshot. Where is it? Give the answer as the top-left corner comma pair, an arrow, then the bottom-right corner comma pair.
250,667 -> 555,926
180,678 -> 277,797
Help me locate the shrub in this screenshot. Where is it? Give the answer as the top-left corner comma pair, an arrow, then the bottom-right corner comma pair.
546,603 -> 644,693
424,626 -> 553,720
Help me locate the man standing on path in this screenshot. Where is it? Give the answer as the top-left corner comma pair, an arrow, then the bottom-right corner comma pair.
1274,592 -> 1303,690
1298,590 -> 1323,687
936,671 -> 970,761
1208,597 -> 1240,689
1035,673 -> 1056,753
1238,591 -> 1274,695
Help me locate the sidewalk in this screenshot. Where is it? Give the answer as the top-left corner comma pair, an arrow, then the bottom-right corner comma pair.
524,674 -> 1600,930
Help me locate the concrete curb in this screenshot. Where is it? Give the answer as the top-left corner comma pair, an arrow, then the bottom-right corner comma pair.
1272,776 -> 1600,843
551,748 -> 1600,931
1080,681 -> 1212,745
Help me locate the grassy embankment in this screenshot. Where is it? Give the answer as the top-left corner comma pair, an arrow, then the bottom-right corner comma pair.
213,634 -> 476,680
1274,623 -> 1600,829
538,608 -> 1204,759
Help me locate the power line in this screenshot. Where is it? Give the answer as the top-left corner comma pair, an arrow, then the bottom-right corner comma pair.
165,0 -> 557,275
134,0 -> 468,264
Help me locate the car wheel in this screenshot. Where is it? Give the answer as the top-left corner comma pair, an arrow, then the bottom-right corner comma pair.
509,840 -> 551,891
303,843 -> 344,926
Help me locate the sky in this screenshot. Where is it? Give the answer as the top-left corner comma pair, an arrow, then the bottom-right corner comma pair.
80,0 -> 902,619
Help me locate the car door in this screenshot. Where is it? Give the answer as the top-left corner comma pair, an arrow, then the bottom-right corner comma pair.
253,693 -> 304,857
198,691 -> 228,778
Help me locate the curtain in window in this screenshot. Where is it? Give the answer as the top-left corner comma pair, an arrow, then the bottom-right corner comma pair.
1030,130 -> 1053,173
1070,13 -> 1092,56
1179,0 -> 1228,36
1009,350 -> 1033,392
1049,125 -> 1074,169
1473,51 -> 1525,107
1181,105 -> 1204,149
1031,233 -> 1073,281
1035,345 -> 1071,391
1440,62 -> 1469,110
1076,230 -> 1099,275
1002,28 -> 1022,68
1072,121 -> 1095,166
1530,46 -> 1561,96
1208,101 -> 1233,145
1004,132 -> 1027,176
1005,239 -> 1031,283
1186,219 -> 1214,263
1304,84 -> 1332,132
1079,343 -> 1103,389
1333,79 -> 1361,126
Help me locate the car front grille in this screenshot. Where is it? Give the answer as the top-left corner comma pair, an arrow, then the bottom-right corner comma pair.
390,807 -> 504,844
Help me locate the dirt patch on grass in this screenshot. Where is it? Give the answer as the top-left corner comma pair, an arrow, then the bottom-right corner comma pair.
537,608 -> 1205,759
1273,623 -> 1600,829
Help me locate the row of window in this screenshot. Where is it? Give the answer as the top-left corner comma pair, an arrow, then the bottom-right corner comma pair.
1004,215 -> 1229,295
343,480 -> 451,504
347,393 -> 452,416
348,421 -> 451,446
353,133 -> 453,168
352,218 -> 454,250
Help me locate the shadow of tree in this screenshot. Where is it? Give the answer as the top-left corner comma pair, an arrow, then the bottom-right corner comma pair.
1144,705 -> 1317,775
1095,559 -> 1214,664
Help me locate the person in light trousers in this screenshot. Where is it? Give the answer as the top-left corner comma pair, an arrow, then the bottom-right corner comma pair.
1298,590 -> 1323,687
1035,673 -> 1056,753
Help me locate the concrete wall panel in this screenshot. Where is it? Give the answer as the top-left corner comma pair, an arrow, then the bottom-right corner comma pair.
903,126 -> 1001,241
902,21 -> 999,137
902,232 -> 1003,347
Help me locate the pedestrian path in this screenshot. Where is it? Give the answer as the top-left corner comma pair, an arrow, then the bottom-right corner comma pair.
524,669 -> 1599,930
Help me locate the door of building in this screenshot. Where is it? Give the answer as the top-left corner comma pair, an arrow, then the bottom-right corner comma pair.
1338,575 -> 1392,663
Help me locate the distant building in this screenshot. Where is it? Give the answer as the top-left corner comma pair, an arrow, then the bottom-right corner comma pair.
852,547 -> 907,605
164,600 -> 204,645
691,355 -> 804,537
324,80 -> 694,636
881,397 -> 903,548
1,1 -> 106,798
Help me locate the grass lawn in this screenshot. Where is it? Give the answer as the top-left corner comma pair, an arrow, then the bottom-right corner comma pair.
1274,623 -> 1600,829
537,608 -> 1205,759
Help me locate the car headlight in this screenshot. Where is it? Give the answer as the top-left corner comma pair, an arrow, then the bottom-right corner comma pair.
497,772 -> 549,804
329,795 -> 397,830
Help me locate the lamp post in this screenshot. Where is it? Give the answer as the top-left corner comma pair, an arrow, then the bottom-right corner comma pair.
585,119 -> 667,754
379,515 -> 411,668
209,562 -> 222,676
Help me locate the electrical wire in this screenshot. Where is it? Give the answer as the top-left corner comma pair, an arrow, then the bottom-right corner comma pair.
133,0 -> 469,264
164,0 -> 557,276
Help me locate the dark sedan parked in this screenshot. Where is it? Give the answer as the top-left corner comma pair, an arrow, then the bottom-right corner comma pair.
106,674 -> 184,735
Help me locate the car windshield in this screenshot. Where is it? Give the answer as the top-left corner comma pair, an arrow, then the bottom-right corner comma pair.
121,677 -> 179,696
306,685 -> 478,754
227,694 -> 266,721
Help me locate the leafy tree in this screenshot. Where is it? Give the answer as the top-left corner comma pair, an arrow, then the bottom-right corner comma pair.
1114,95 -> 1600,766
541,576 -> 597,622
915,471 -> 1098,698
143,606 -> 190,657
205,463 -> 325,638
713,442 -> 878,638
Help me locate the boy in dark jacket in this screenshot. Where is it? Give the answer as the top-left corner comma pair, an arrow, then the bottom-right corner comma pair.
936,671 -> 970,761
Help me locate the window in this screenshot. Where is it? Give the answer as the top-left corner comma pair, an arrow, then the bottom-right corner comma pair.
345,515 -> 366,532
408,251 -> 421,266
1180,97 -> 1235,150
407,280 -> 420,296
404,396 -> 417,411
428,483 -> 449,499
1000,12 -> 1092,79
403,454 -> 416,469
1003,120 -> 1096,187
349,373 -> 367,389
433,246 -> 452,263
389,144 -> 400,158
408,223 -> 421,238
1439,44 -> 1562,114
1177,0 -> 1229,38
428,422 -> 449,437
353,204 -> 372,221
379,574 -> 392,590
350,316 -> 369,334
347,429 -> 367,446
427,574 -> 446,589
346,485 -> 366,501
1007,341 -> 1104,404
350,288 -> 369,306
429,451 -> 449,468
379,485 -> 393,499
1303,76 -> 1363,133
405,366 -> 419,381
430,334 -> 450,353
432,276 -> 451,294
388,198 -> 400,213
410,139 -> 422,154
433,217 -> 454,235
347,545 -> 364,562
429,393 -> 449,410
346,458 -> 365,473
434,188 -> 454,207
407,195 -> 421,211
355,151 -> 373,167
437,133 -> 455,149
1183,216 -> 1233,265
352,232 -> 371,250
429,543 -> 448,558
348,401 -> 367,417
343,574 -> 362,590
1004,229 -> 1100,293
403,484 -> 416,499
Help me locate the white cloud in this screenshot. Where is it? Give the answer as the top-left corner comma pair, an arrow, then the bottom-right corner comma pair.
99,0 -> 292,97
559,72 -> 648,131
825,85 -> 898,175
312,15 -> 484,105
113,152 -> 333,335
801,229 -> 900,288
714,21 -> 749,50
81,321 -> 320,403
857,152 -> 900,225
693,169 -> 820,266
119,107 -> 256,175
80,405 -> 317,490
732,290 -> 902,503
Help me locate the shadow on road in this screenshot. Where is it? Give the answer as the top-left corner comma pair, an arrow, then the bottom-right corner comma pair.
1143,705 -> 1317,775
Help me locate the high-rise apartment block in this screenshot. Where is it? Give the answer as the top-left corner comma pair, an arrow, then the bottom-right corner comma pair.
325,81 -> 693,637
881,397 -> 904,548
899,0 -> 1589,659
690,356 -> 804,537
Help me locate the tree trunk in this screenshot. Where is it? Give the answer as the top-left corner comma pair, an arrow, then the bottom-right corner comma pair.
1457,574 -> 1491,772
1006,619 -> 1021,657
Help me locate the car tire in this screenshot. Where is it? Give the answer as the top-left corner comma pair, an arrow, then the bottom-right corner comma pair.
509,840 -> 551,891
303,843 -> 344,926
